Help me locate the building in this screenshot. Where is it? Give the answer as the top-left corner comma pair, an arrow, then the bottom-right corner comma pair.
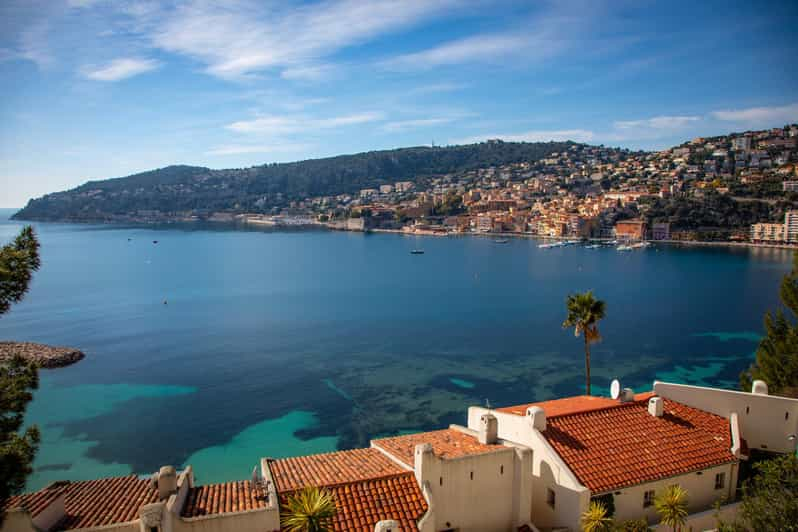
379,185 -> 394,195
395,182 -> 415,193
750,222 -> 785,243
5,379 -> 798,532
731,136 -> 752,152
783,180 -> 798,193
786,210 -> 798,243
614,219 -> 648,241
651,222 -> 670,240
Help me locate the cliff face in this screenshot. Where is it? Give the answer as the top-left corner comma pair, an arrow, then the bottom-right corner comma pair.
12,142 -> 576,222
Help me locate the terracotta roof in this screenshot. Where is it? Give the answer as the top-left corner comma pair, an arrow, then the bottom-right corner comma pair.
268,448 -> 408,492
542,397 -> 736,493
497,392 -> 655,417
2,485 -> 65,517
181,481 -> 268,517
7,475 -> 161,530
279,473 -> 427,532
372,428 -> 507,467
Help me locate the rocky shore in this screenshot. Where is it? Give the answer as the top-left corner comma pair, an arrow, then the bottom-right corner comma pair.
0,341 -> 85,368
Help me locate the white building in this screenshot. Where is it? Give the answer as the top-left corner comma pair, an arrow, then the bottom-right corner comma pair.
731,136 -> 752,152
785,210 -> 798,243
4,380 -> 798,532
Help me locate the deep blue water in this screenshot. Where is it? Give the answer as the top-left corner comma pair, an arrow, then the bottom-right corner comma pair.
0,209 -> 791,489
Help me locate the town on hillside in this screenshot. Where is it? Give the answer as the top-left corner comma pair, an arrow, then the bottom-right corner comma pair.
250,125 -> 798,246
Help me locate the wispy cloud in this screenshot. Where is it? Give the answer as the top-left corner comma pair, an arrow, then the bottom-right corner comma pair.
452,129 -> 595,145
226,112 -> 385,134
711,102 -> 798,125
409,82 -> 469,95
382,118 -> 455,132
134,0 -> 461,80
614,115 -> 700,130
280,64 -> 338,82
83,57 -> 161,81
206,143 -> 311,156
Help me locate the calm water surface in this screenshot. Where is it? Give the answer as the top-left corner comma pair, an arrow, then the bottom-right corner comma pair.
0,210 -> 791,489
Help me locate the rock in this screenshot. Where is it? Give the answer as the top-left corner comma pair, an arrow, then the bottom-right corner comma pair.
0,341 -> 85,368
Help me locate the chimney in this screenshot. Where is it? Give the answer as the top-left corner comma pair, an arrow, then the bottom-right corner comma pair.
648,396 -> 664,417
478,413 -> 498,444
620,388 -> 635,403
751,380 -> 769,395
526,406 -> 546,431
157,465 -> 177,500
374,519 -> 400,532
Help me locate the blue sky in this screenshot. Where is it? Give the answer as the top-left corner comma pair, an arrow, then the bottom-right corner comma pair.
1,0 -> 797,207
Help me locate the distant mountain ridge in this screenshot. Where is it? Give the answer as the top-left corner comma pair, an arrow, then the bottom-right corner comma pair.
11,141 -> 578,222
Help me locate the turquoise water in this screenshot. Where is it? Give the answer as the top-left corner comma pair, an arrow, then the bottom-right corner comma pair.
0,210 -> 792,489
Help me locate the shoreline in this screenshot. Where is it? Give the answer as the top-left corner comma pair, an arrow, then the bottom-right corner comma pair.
0,341 -> 85,368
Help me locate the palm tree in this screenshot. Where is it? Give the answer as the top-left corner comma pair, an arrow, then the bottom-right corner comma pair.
562,290 -> 606,396
654,485 -> 689,532
281,486 -> 337,532
581,500 -> 613,532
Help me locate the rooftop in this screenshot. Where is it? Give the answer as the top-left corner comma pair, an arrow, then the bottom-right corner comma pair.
372,427 -> 507,468
268,448 -> 408,492
497,392 -> 654,417
2,475 -> 159,530
279,473 -> 427,532
181,480 -> 268,517
541,396 -> 736,493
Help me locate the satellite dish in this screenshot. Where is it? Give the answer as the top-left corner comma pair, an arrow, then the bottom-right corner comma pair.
610,379 -> 621,400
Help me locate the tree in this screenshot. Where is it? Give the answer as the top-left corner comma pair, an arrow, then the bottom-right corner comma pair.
0,226 -> 42,523
280,486 -> 337,532
741,251 -> 798,397
737,454 -> 798,531
563,291 -> 606,395
654,485 -> 688,532
0,226 -> 41,315
581,500 -> 613,532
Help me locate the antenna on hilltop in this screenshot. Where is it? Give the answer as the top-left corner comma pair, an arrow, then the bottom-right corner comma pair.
485,398 -> 492,410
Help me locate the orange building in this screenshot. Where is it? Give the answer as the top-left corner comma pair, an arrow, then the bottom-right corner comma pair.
614,219 -> 648,240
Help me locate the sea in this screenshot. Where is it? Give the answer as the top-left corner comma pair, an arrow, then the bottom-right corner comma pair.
0,209 -> 791,490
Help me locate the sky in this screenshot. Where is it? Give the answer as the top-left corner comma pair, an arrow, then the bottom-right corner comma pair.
1,0 -> 798,207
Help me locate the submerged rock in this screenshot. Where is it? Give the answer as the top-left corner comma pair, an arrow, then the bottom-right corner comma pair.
0,341 -> 85,368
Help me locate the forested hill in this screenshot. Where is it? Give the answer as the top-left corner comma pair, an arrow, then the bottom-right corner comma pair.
12,141 -> 575,221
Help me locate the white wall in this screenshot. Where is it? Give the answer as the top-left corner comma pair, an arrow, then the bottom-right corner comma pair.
467,407 -> 590,531
654,381 -> 798,454
651,501 -> 741,532
608,462 -> 737,524
174,508 -> 280,532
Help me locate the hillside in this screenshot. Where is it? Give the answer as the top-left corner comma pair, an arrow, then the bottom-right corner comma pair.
12,141 -> 575,222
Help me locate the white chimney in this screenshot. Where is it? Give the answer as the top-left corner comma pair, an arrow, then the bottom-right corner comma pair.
751,380 -> 769,395
157,465 -> 177,500
620,388 -> 635,403
648,396 -> 664,417
526,406 -> 546,431
478,413 -> 498,444
374,519 -> 400,532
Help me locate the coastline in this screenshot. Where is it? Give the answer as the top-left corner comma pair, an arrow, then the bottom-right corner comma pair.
0,341 -> 85,368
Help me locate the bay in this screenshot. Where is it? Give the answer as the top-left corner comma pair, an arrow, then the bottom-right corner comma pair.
0,209 -> 791,490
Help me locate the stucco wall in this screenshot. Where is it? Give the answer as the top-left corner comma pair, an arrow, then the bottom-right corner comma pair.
415,443 -> 518,532
0,510 -> 36,532
654,381 -> 798,454
608,462 -> 737,524
651,501 -> 741,532
174,508 -> 280,532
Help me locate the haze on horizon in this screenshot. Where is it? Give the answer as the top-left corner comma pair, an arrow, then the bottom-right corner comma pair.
1,0 -> 797,208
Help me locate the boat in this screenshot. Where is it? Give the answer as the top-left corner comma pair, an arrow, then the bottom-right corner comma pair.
585,244 -> 602,249
493,239 -> 509,244
538,241 -> 566,249
410,249 -> 425,255
152,240 -> 158,244
616,244 -> 633,251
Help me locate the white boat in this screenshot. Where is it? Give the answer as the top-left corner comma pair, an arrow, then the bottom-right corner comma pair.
585,244 -> 602,249
616,244 -> 633,251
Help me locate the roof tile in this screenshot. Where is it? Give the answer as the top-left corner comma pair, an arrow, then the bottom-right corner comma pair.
372,428 -> 507,467
181,480 -> 267,517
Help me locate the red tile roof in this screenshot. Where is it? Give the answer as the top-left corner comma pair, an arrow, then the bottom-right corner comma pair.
6,475 -> 160,530
279,473 -> 427,532
2,485 -> 64,518
268,448 -> 408,492
542,397 -> 736,493
497,392 -> 655,417
181,481 -> 267,517
372,428 -> 507,467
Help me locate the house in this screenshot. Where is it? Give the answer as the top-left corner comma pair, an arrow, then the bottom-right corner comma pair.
651,222 -> 671,240
614,219 -> 648,241
5,379 -> 798,532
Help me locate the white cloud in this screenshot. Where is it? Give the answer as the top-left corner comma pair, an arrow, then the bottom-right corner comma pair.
452,129 -> 595,145
206,143 -> 311,156
226,111 -> 385,134
408,82 -> 469,95
382,118 -> 455,132
711,103 -> 798,125
614,115 -> 700,130
83,57 -> 161,81
280,64 -> 337,82
135,0 -> 461,80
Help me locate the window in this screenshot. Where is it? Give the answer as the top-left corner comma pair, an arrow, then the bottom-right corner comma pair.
715,472 -> 725,490
643,490 -> 655,508
546,488 -> 556,508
